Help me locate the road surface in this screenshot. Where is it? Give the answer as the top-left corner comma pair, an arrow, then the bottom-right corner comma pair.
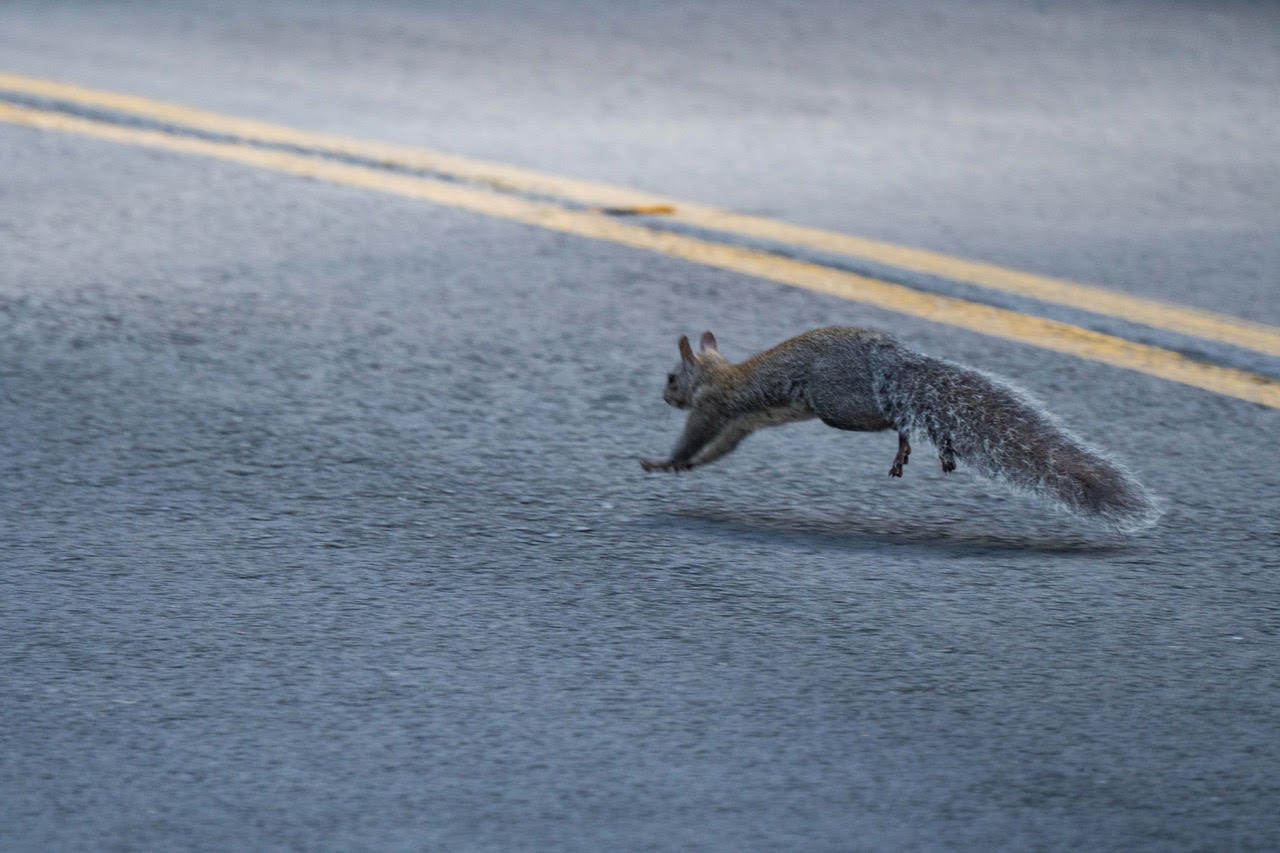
2,1 -> 1278,850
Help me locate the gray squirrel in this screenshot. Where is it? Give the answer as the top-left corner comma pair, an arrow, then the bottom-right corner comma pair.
640,327 -> 1161,532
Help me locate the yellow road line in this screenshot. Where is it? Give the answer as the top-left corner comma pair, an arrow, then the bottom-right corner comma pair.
3,100 -> 1279,410
4,71 -> 1278,358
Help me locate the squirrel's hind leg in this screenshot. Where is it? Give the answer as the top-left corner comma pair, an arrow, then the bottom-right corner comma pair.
938,436 -> 956,473
889,431 -> 911,478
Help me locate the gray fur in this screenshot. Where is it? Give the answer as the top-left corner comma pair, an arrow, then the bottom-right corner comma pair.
643,326 -> 1162,532
870,342 -> 1163,532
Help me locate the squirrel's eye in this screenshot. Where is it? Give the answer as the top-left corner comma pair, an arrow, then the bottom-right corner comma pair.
667,373 -> 676,385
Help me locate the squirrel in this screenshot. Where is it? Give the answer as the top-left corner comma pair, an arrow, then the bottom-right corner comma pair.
640,327 -> 1161,532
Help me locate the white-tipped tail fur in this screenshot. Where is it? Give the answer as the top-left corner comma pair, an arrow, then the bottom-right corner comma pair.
876,354 -> 1163,532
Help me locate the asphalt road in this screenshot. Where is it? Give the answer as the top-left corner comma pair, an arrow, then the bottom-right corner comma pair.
2,2 -> 1279,851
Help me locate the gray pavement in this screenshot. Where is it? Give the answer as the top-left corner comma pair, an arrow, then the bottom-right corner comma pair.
2,2 -> 1279,851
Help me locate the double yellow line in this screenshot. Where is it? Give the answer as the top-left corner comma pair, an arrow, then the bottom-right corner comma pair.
2,72 -> 1278,409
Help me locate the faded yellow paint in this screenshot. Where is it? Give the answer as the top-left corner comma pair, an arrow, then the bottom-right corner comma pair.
2,99 -> 1278,409
4,71 -> 1278,357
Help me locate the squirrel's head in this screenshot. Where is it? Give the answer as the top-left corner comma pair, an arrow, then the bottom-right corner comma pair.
663,331 -> 725,409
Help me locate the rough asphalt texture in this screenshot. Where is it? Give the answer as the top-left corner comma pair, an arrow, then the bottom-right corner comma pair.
2,1 -> 1278,851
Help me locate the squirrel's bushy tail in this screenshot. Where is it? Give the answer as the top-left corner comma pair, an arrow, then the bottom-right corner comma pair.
879,355 -> 1162,532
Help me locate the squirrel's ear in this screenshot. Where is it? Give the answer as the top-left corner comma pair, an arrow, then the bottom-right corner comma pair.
699,331 -> 718,353
678,335 -> 695,363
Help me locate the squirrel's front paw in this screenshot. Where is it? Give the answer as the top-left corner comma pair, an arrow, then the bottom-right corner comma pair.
639,457 -> 673,472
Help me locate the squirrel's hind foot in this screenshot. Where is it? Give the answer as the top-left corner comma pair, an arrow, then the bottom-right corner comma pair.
889,432 -> 911,478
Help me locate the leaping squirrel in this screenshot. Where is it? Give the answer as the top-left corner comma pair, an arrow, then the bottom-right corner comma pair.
640,327 -> 1161,532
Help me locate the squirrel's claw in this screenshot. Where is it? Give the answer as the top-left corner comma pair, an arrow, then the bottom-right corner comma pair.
641,457 -> 694,472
